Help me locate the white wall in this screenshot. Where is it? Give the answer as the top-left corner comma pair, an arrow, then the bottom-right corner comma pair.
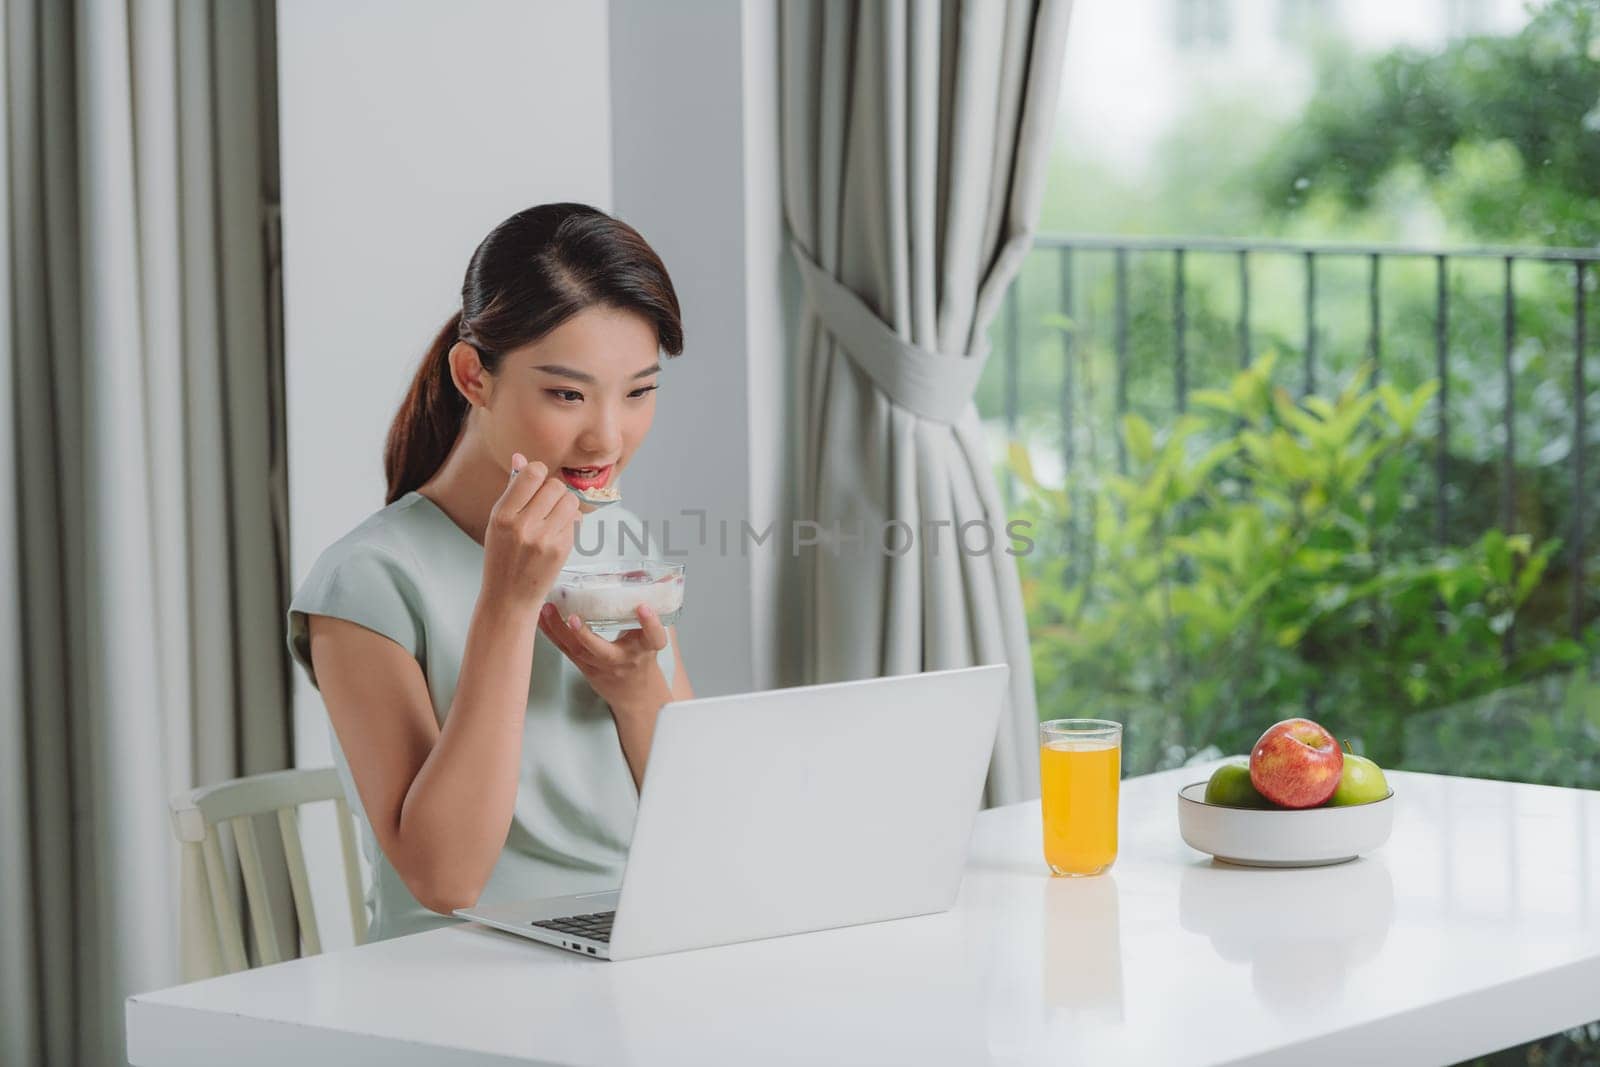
278,0 -> 613,946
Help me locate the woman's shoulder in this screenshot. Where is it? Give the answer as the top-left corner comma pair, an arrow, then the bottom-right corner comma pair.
304,493 -> 438,579
287,495 -> 440,681
289,493 -> 466,629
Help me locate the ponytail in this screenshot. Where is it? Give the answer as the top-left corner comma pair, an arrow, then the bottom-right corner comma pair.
384,312 -> 467,505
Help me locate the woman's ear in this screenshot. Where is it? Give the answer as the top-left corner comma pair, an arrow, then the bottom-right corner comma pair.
447,341 -> 493,408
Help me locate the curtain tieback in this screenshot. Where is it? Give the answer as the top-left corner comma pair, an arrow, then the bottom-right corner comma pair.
790,241 -> 988,424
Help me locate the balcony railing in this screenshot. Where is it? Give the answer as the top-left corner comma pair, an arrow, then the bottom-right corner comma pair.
995,233 -> 1598,640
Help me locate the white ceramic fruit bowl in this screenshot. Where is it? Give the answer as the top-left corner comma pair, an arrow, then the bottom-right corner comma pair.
1177,782 -> 1395,868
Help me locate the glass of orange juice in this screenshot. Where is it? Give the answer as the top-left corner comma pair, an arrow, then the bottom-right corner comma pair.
1039,719 -> 1122,877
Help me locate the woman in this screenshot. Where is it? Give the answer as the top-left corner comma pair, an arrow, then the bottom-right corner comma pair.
288,203 -> 693,941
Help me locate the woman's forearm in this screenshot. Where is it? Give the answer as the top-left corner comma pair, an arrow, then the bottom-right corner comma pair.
610,704 -> 659,794
608,643 -> 688,793
395,592 -> 537,910
610,672 -> 673,793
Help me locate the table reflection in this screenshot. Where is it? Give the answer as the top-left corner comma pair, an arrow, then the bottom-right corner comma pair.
602,912 -> 989,1064
1042,873 -> 1124,1023
1179,856 -> 1394,1017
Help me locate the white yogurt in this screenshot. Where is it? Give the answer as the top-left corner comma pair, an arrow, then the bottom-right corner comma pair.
546,561 -> 685,629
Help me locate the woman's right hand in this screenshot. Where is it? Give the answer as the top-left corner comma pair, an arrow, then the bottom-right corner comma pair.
480,452 -> 581,611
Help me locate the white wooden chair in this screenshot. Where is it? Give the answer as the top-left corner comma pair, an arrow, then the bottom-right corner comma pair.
169,766 -> 368,979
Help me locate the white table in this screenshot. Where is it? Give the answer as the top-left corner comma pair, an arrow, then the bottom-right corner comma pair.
127,764 -> 1600,1067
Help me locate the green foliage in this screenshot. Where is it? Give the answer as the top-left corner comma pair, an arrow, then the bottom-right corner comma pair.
1401,663 -> 1600,788
1255,0 -> 1600,245
1011,357 -> 1587,774
987,5 -> 1600,791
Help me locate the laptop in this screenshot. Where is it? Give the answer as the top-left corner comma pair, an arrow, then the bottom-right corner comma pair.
455,663 -> 1008,961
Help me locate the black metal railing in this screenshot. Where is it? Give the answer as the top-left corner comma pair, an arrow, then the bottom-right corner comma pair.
998,234 -> 1597,639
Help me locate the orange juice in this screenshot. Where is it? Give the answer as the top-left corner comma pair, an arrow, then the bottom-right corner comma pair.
1040,740 -> 1120,876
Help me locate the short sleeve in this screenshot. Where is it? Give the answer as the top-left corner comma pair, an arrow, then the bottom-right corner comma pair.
287,543 -> 425,690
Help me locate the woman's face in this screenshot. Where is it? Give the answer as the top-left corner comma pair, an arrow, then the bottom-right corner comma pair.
478,305 -> 662,508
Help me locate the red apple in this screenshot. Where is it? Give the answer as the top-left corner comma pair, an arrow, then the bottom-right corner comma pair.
1249,718 -> 1344,808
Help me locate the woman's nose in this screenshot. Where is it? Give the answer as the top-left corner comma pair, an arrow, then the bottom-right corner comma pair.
577,403 -> 624,455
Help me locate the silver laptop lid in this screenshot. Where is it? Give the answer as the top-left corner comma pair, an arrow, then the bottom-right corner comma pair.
606,664 -> 1009,960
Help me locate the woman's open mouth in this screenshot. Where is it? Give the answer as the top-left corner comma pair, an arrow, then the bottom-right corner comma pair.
560,465 -> 614,491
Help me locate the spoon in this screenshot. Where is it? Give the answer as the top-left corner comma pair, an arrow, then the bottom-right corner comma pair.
566,483 -> 620,509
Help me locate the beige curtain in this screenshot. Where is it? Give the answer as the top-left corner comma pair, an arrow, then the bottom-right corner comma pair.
780,0 -> 1071,807
0,1 -> 290,1063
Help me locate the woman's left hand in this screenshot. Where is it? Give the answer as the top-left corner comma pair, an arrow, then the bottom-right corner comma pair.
538,603 -> 673,719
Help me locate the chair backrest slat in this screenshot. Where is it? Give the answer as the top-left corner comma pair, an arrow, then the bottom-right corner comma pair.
334,797 -> 368,945
229,815 -> 284,966
178,839 -> 228,978
199,831 -> 249,973
277,806 -> 323,956
171,766 -> 363,979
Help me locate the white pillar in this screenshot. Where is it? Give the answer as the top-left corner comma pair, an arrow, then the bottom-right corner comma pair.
609,0 -> 792,697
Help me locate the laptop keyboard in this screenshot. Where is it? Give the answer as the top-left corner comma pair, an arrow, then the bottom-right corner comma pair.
531,910 -> 615,943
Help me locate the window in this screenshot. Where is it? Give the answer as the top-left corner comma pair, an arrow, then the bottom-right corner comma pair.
985,0 -> 1597,786
1175,0 -> 1231,49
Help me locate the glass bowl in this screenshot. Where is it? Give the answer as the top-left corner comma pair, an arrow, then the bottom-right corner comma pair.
545,560 -> 685,636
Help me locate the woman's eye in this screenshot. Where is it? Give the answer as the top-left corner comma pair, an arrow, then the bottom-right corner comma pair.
549,389 -> 584,403
628,385 -> 659,399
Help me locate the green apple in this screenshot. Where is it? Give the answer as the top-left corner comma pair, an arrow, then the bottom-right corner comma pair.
1204,760 -> 1273,808
1328,741 -> 1390,806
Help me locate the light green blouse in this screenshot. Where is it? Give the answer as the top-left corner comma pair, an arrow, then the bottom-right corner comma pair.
287,491 -> 675,941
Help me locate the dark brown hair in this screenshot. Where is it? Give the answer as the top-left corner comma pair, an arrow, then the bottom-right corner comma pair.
384,203 -> 684,504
